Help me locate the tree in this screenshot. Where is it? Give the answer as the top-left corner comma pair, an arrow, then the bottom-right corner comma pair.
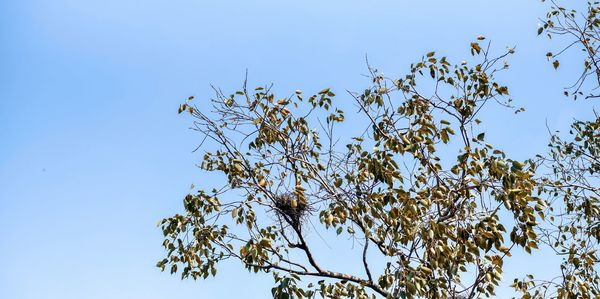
157,2 -> 600,298
509,1 -> 600,298
539,0 -> 600,99
158,40 -> 543,299
519,116 -> 600,298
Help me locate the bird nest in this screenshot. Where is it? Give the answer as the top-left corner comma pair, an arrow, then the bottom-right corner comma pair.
273,193 -> 311,230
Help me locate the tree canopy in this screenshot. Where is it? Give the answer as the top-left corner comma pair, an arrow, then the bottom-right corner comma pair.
158,1 -> 600,298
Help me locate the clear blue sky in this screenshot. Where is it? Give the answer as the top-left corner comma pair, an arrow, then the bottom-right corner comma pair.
0,1 -> 595,298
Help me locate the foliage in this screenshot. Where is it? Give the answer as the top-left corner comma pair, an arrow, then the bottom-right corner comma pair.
157,1 -> 600,298
507,1 -> 600,298
158,40 -> 546,299
539,0 -> 600,99
511,115 -> 600,298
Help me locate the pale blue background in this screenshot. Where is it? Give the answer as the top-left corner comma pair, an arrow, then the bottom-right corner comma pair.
0,1 -> 595,298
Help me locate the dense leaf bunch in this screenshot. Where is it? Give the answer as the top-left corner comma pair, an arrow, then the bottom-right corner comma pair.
158,41 -> 546,299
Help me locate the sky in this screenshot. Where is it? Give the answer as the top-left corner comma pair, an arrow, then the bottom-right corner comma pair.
0,1 -> 597,298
